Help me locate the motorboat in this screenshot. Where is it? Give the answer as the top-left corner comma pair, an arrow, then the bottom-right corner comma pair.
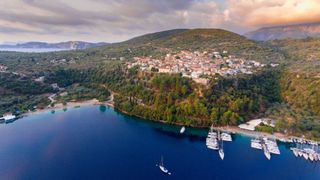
221,132 -> 232,142
180,126 -> 186,134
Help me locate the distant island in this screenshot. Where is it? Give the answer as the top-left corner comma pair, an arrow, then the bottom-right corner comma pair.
0,41 -> 109,50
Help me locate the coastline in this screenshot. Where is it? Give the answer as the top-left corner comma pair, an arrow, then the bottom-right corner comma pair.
23,99 -> 110,117
20,98 -> 304,143
115,106 -> 301,142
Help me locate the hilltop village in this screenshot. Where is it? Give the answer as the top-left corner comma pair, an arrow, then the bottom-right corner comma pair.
127,50 -> 278,85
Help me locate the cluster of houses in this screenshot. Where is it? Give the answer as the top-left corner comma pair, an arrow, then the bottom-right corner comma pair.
50,58 -> 76,65
0,64 -> 26,77
0,65 -> 8,72
127,50 -> 271,85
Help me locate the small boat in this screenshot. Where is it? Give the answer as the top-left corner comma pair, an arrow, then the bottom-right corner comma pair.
157,156 -> 171,175
180,126 -> 186,134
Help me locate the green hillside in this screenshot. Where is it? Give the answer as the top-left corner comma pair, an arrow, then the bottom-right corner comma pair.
0,29 -> 284,75
1,28 -> 320,139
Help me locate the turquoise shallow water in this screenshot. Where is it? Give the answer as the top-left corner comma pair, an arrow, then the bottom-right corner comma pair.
0,105 -> 319,179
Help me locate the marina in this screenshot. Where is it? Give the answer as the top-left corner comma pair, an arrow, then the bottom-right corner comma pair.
290,142 -> 320,162
206,126 -> 232,160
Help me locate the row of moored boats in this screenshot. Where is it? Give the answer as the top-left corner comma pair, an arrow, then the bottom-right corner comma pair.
206,126 -> 232,160
251,137 -> 280,160
290,145 -> 320,162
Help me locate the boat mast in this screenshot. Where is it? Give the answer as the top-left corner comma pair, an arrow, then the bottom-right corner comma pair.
161,156 -> 164,166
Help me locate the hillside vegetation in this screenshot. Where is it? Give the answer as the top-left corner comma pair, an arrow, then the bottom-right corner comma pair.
1,29 -> 320,139
0,29 -> 284,75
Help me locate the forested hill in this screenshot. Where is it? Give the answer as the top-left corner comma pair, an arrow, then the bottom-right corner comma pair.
97,28 -> 284,63
0,29 -> 284,75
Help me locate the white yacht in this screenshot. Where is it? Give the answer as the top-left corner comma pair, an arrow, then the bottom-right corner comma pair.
314,153 -> 319,161
290,148 -> 298,157
262,144 -> 271,160
304,148 -> 316,162
206,137 -> 219,150
219,148 -> 225,160
158,156 -> 171,175
207,143 -> 219,150
180,126 -> 186,134
302,152 -> 309,160
264,138 -> 280,155
1,114 -> 16,123
221,132 -> 232,142
218,132 -> 225,160
251,139 -> 262,150
309,154 -> 314,161
206,126 -> 219,150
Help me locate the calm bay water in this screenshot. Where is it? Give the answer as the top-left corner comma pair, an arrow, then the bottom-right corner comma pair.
0,106 -> 319,179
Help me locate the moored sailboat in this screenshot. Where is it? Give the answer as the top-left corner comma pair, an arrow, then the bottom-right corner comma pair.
262,143 -> 271,160
219,140 -> 225,160
157,156 -> 171,175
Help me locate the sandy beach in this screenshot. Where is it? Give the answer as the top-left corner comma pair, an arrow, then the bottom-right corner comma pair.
23,99 -> 113,117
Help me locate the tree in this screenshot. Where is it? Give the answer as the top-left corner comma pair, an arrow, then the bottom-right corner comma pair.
164,107 -> 173,122
230,112 -> 240,125
210,108 -> 219,125
221,111 -> 232,125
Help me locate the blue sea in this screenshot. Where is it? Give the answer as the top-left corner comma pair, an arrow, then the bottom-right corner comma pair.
0,106 -> 319,179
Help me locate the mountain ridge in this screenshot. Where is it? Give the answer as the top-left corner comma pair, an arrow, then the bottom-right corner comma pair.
245,22 -> 320,41
0,41 -> 109,50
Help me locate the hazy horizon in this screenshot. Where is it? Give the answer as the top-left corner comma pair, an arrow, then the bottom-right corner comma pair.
1,0 -> 320,43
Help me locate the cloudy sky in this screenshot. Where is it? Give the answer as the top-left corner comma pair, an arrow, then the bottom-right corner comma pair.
0,0 -> 319,43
